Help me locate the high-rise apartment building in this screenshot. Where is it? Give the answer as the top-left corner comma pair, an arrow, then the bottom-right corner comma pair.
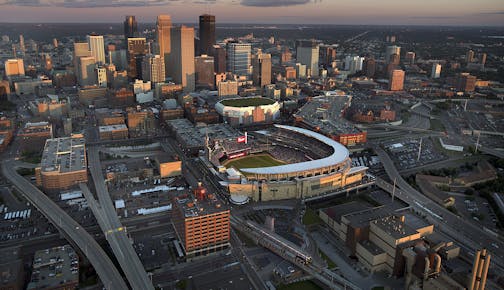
124,16 -> 138,39
344,56 -> 364,74
218,81 -> 238,97
389,69 -> 405,91
431,63 -> 442,79
385,45 -> 401,64
195,55 -> 215,89
199,14 -> 216,56
296,40 -> 319,77
19,34 -> 25,53
252,50 -> 272,87
226,42 -> 251,77
213,45 -> 226,73
4,59 -> 25,76
172,183 -> 230,257
86,34 -> 106,64
167,26 -> 195,92
156,15 -> 172,77
127,37 -> 148,79
320,44 -> 337,65
142,54 -> 166,84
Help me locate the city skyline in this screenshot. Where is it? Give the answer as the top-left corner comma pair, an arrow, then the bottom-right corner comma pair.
0,0 -> 502,26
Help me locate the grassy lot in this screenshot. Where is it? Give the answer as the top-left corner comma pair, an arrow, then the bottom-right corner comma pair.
220,97 -> 274,107
224,154 -> 285,170
302,208 -> 322,225
277,280 -> 323,290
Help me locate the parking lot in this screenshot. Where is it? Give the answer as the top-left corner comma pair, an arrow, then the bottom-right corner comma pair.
384,137 -> 447,170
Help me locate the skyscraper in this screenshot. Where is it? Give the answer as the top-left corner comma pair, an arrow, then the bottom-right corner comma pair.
73,42 -> 91,80
388,69 -> 405,91
96,67 -> 107,87
431,63 -> 442,79
226,42 -> 251,77
4,59 -> 25,76
344,56 -> 364,74
252,50 -> 272,87
319,44 -> 337,66
213,45 -> 226,74
124,16 -> 138,40
86,34 -> 106,65
78,56 -> 97,86
142,54 -> 166,84
167,26 -> 195,92
296,40 -> 319,77
156,15 -> 172,76
127,38 -> 148,79
199,14 -> 216,56
19,34 -> 25,54
385,45 -> 401,64
195,55 -> 215,89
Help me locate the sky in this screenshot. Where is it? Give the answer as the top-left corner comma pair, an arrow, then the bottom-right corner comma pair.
0,0 -> 503,26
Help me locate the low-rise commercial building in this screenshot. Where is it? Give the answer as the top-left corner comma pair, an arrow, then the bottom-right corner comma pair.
18,122 -> 53,153
35,136 -> 87,191
27,245 -> 79,290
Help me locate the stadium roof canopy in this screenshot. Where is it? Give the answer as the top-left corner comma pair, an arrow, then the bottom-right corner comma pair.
241,125 -> 349,175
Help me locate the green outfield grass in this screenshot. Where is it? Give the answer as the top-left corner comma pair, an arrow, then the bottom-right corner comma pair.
224,154 -> 285,171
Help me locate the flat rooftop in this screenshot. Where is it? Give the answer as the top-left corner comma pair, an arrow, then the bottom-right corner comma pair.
294,95 -> 362,135
20,122 -> 52,135
219,97 -> 275,107
40,137 -> 87,173
322,201 -> 370,223
167,119 -> 243,148
372,215 -> 418,240
174,189 -> 229,219
99,124 -> 128,132
27,245 -> 78,290
343,205 -> 396,228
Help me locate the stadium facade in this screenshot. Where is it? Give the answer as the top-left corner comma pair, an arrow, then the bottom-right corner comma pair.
211,125 -> 368,204
215,97 -> 280,126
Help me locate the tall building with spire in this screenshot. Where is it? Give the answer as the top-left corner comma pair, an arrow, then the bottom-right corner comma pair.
156,15 -> 172,77
199,14 -> 216,56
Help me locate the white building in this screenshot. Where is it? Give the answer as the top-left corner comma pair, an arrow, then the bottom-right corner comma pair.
87,35 -> 106,64
431,63 -> 442,79
142,54 -> 165,84
344,56 -> 365,74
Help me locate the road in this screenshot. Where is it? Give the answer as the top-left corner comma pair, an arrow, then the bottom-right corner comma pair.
87,146 -> 155,290
372,145 -> 504,271
1,159 -> 128,290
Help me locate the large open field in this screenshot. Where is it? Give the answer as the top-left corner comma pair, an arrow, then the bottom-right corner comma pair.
223,154 -> 285,170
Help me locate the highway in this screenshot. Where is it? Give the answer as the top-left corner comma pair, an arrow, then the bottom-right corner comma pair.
87,146 -> 155,290
372,145 -> 504,271
231,216 -> 359,290
1,159 -> 129,290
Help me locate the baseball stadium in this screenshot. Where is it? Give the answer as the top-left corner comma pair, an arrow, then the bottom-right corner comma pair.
208,124 -> 368,204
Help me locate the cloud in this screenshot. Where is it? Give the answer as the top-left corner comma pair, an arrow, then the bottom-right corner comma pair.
0,0 -> 182,7
241,0 -> 315,7
476,10 -> 504,15
410,16 -> 459,19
